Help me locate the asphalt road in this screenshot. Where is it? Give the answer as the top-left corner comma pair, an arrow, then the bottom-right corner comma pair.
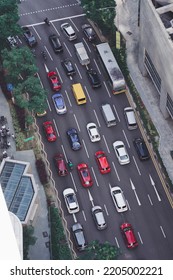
18,0 -> 173,260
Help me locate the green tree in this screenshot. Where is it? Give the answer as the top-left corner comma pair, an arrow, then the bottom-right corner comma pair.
80,240 -> 120,260
23,225 -> 37,260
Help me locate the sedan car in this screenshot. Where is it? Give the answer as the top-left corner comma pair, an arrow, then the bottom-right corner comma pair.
49,34 -> 63,53
61,23 -> 77,41
110,186 -> 128,213
52,93 -> 67,114
61,58 -> 76,76
54,154 -> 68,176
86,69 -> 101,88
120,223 -> 138,249
43,121 -> 57,142
47,71 -> 61,91
66,128 -> 81,151
77,163 -> 93,188
22,26 -> 37,47
91,206 -> 107,230
133,137 -> 150,160
82,24 -> 96,41
63,188 -> 79,214
113,140 -> 130,165
95,150 -> 111,174
71,223 -> 87,251
86,122 -> 101,142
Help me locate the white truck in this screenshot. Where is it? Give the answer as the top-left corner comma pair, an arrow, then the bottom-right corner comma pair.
74,42 -> 90,66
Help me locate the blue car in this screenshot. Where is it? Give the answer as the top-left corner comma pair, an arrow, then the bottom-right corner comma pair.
52,93 -> 67,114
66,128 -> 81,151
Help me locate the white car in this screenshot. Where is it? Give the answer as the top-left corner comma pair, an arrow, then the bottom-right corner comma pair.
60,23 -> 77,41
110,186 -> 128,213
86,122 -> 101,142
63,188 -> 79,214
113,140 -> 130,165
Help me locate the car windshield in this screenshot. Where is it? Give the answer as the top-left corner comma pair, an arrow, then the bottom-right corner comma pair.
55,96 -> 64,109
82,169 -> 89,178
67,194 -> 75,203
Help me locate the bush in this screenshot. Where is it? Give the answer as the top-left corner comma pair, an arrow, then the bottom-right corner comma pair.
35,158 -> 49,184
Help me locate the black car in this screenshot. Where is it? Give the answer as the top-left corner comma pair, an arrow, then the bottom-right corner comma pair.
133,137 -> 150,160
61,59 -> 76,76
82,24 -> 96,42
49,34 -> 63,53
86,69 -> 101,88
71,223 -> 87,251
66,128 -> 81,151
22,27 -> 37,47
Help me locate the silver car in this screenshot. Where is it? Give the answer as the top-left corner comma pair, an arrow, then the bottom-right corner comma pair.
91,206 -> 107,230
113,140 -> 130,165
61,23 -> 77,41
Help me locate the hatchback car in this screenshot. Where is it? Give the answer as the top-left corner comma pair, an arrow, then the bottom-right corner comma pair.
82,24 -> 96,41
61,58 -> 76,76
91,206 -> 107,230
43,121 -> 57,142
86,69 -> 101,88
63,188 -> 79,214
66,128 -> 81,151
47,71 -> 61,91
133,137 -> 150,160
52,93 -> 67,114
61,23 -> 77,41
86,122 -> 101,142
77,163 -> 93,188
71,223 -> 87,251
120,223 -> 138,249
110,186 -> 128,213
113,140 -> 130,165
49,34 -> 63,53
95,150 -> 111,174
22,26 -> 37,47
54,154 -> 68,176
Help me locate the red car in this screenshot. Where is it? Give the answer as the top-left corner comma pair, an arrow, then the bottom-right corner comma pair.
47,71 -> 61,91
95,150 -> 111,174
54,154 -> 68,176
120,223 -> 138,249
43,121 -> 57,142
77,163 -> 93,188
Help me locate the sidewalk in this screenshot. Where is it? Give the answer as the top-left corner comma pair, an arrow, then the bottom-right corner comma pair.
115,0 -> 173,184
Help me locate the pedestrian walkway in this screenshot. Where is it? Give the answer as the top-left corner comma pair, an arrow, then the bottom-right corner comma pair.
115,0 -> 173,184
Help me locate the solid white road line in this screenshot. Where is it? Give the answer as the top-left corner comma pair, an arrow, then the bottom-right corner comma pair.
112,161 -> 120,181
113,104 -> 120,122
55,67 -> 63,84
75,63 -> 82,79
32,26 -> 41,40
93,109 -> 101,127
70,173 -> 77,192
82,210 -> 87,221
72,213 -> 77,223
147,194 -> 153,206
115,237 -> 120,248
93,59 -> 101,75
70,18 -> 79,32
44,45 -> 53,61
36,72 -> 44,88
102,135 -> 110,153
82,139 -> 90,158
51,22 -> 60,36
61,145 -> 68,162
137,231 -> 143,244
104,204 -> 109,216
65,90 -> 72,107
63,42 -> 72,57
83,37 -> 91,53
84,86 -> 92,102
126,199 -> 131,211
122,129 -> 130,148
46,99 -> 51,111
73,114 -> 81,131
103,81 -> 111,98
91,167 -> 99,187
53,119 -> 60,137
160,225 -> 166,238
132,156 -> 141,176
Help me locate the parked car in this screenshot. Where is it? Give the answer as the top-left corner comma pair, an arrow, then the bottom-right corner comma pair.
91,206 -> 107,230
61,23 -> 77,41
120,222 -> 138,249
77,163 -> 93,188
110,186 -> 128,213
86,69 -> 101,88
95,150 -> 111,174
47,71 -> 61,91
63,188 -> 79,214
133,137 -> 150,160
61,58 -> 76,76
43,121 -> 57,142
49,34 -> 63,53
52,93 -> 67,114
54,154 -> 68,176
22,26 -> 37,47
71,223 -> 87,251
113,140 -> 130,165
86,122 -> 101,142
66,128 -> 81,151
82,24 -> 96,41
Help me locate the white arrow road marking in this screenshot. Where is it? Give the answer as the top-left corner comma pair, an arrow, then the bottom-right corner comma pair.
88,189 -> 94,207
130,179 -> 141,206
149,174 -> 161,201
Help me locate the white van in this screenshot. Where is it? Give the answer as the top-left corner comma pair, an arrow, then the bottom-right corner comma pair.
101,103 -> 116,127
124,107 -> 137,130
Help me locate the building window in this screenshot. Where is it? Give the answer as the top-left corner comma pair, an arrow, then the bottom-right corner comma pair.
144,50 -> 161,93
166,93 -> 173,119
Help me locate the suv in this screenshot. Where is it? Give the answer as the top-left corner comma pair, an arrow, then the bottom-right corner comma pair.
61,59 -> 76,76
49,34 -> 63,53
71,223 -> 87,251
22,27 -> 37,47
91,206 -> 107,230
86,69 -> 101,88
61,23 -> 77,41
82,24 -> 96,42
133,137 -> 150,160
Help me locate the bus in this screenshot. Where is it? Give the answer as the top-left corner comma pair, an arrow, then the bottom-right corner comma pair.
96,42 -> 126,94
